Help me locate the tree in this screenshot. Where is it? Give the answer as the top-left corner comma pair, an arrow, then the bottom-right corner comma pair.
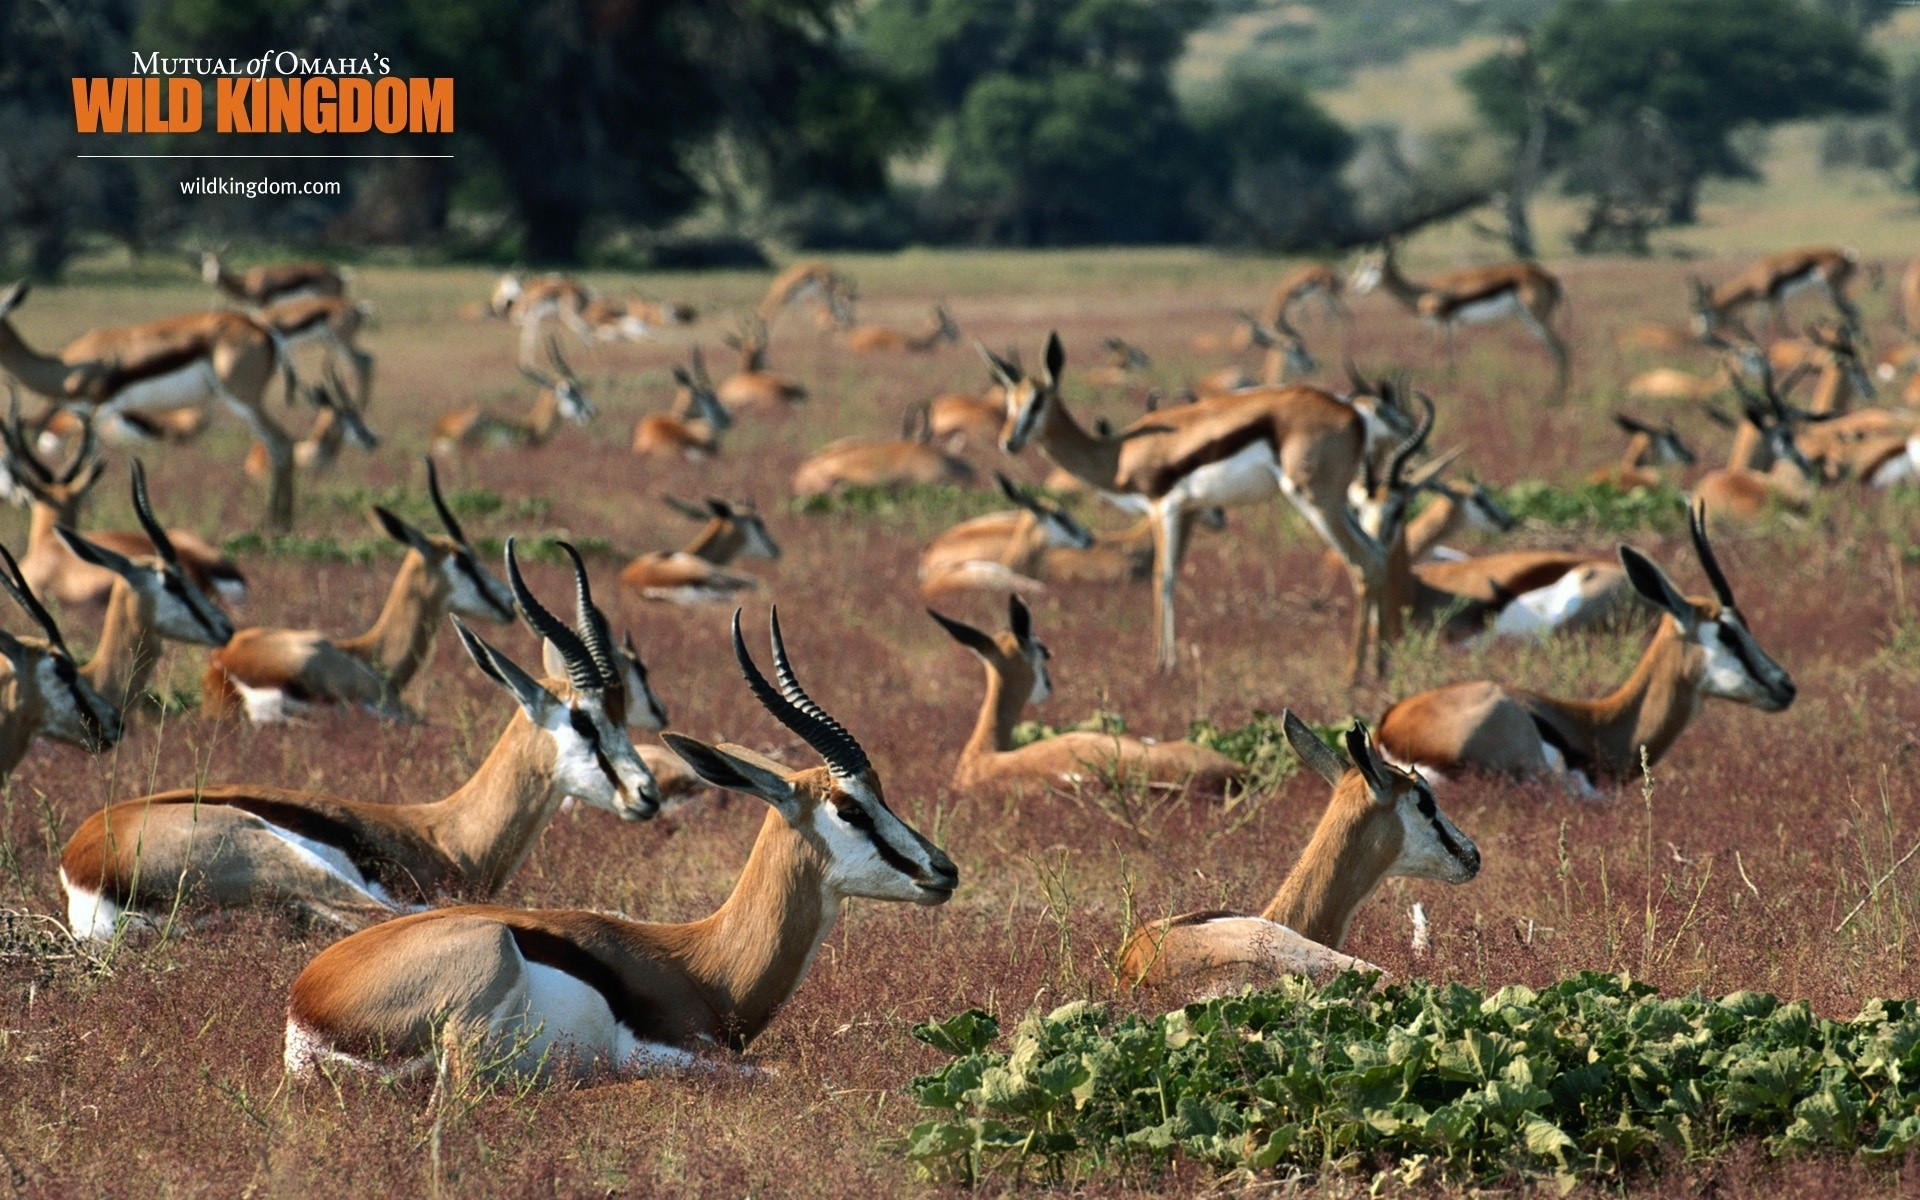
1185,67 -> 1355,249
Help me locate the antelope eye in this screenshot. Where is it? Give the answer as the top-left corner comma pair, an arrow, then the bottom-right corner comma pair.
834,803 -> 874,830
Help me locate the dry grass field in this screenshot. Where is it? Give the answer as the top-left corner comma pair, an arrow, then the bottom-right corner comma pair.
3,240 -> 1920,1196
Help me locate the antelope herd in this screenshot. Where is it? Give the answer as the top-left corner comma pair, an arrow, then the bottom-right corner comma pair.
1,233 -> 1912,1088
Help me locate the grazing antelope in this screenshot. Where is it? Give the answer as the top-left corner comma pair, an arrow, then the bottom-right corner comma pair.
632,353 -> 733,459
488,271 -> 595,363
201,250 -> 345,308
63,573 -> 659,941
841,304 -> 959,354
1692,246 -> 1860,340
0,544 -> 123,778
619,496 -> 780,605
243,364 -> 379,482
991,332 -> 1390,678
758,260 -> 854,326
930,596 -> 1242,795
0,281 -> 300,529
1263,263 -> 1348,327
714,319 -> 807,413
257,294 -> 374,407
433,338 -> 594,454
790,403 -> 976,497
1117,712 -> 1478,990
283,608 -> 958,1081
920,474 -> 1094,598
203,462 -> 516,722
1349,240 -> 1569,397
1,403 -> 246,607
1588,413 -> 1696,492
1377,505 -> 1794,793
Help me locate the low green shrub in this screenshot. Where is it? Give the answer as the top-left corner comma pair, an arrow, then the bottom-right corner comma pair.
1498,481 -> 1688,534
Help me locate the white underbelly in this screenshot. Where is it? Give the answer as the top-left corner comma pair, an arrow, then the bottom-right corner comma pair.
1491,570 -> 1589,638
233,682 -> 305,724
101,363 -> 217,414
500,961 -> 699,1076
1169,440 -> 1279,507
62,867 -> 137,941
1869,440 -> 1920,488
1538,742 -> 1599,798
1451,292 -> 1523,325
254,818 -> 399,909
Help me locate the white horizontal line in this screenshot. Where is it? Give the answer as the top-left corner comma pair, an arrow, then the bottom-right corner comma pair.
75,154 -> 455,159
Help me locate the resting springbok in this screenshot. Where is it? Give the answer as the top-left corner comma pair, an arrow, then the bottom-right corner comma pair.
1349,240 -> 1569,398
1377,504 -> 1795,794
0,281 -> 300,529
203,462 -> 515,722
619,496 -> 780,604
282,607 -> 958,1081
256,293 -> 374,407
1,403 -> 245,606
840,304 -> 959,354
1191,313 -> 1317,395
632,352 -> 733,459
920,474 -> 1094,598
1588,413 -> 1696,492
433,337 -> 594,454
1117,712 -> 1478,991
791,403 -> 976,497
201,251 -> 345,308
63,577 -> 659,941
1692,247 -> 1860,341
1262,263 -> 1348,327
243,363 -> 379,482
0,544 -> 123,778
716,319 -> 808,413
930,596 -> 1243,795
992,332 -> 1391,678
1691,376 -> 1823,522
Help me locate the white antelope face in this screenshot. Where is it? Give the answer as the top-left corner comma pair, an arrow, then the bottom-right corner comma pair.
0,548 -> 123,751
419,459 -> 515,623
1288,712 -> 1480,885
54,464 -> 235,647
997,472 -> 1093,552
199,251 -> 223,287
931,595 -> 1052,705
489,272 -> 525,316
728,502 -> 780,561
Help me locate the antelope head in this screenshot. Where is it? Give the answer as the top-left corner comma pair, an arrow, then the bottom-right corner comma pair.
1245,310 -> 1316,377
1348,243 -> 1389,296
929,594 -> 1052,707
1353,392 -> 1435,541
671,351 -> 734,433
488,269 -> 525,317
313,362 -> 379,451
984,332 -> 1068,454
0,543 -> 121,751
1613,413 -> 1696,467
539,541 -> 670,734
996,473 -> 1093,552
54,463 -> 234,647
665,609 -> 958,905
370,460 -> 515,624
1,389 -> 104,520
1285,711 -> 1480,885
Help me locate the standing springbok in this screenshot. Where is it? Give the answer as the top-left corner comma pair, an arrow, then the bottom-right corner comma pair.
619,497 -> 780,604
488,272 -> 595,364
256,294 -> 374,408
1377,504 -> 1795,794
203,462 -> 515,722
282,608 -> 958,1081
62,579 -> 659,941
1262,263 -> 1348,327
201,250 -> 345,308
920,474 -> 1094,597
1691,247 -> 1860,341
1349,240 -> 1569,398
992,332 -> 1389,677
0,544 -> 123,778
0,281 -> 300,529
433,338 -> 594,454
758,261 -> 853,326
930,596 -> 1243,795
1118,712 -> 1478,990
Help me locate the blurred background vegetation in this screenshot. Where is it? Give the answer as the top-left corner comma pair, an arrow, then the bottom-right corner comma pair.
4,0 -> 1920,273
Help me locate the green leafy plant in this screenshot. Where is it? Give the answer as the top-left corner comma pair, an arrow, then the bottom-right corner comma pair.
1184,710 -> 1348,792
903,972 -> 1920,1187
1010,710 -> 1129,750
1498,481 -> 1688,533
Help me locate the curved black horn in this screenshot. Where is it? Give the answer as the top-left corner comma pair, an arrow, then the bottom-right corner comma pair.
424,456 -> 468,545
731,607 -> 869,779
557,540 -> 619,685
1387,393 -> 1436,487
1689,501 -> 1737,611
58,411 -> 97,486
1,388 -> 53,485
129,461 -> 179,564
504,538 -> 599,693
0,542 -> 68,658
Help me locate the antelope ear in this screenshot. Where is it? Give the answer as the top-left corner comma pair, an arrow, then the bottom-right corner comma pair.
0,627 -> 29,672
53,526 -> 138,577
452,617 -> 558,719
928,608 -> 997,657
1042,332 -> 1065,389
369,506 -> 434,554
662,733 -> 795,810
1282,710 -> 1346,789
975,340 -> 1017,387
1008,594 -> 1032,644
1342,720 -> 1394,805
1619,545 -> 1698,631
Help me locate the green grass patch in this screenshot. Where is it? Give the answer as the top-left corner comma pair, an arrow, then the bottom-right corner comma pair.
1498,481 -> 1689,534
788,483 -> 1021,524
904,972 -> 1920,1187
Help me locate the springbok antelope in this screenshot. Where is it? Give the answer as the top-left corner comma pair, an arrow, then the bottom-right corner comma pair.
928,384 -> 1007,449
930,596 -> 1243,795
201,251 -> 345,308
63,579 -> 659,941
1349,240 -> 1569,397
991,332 -> 1390,678
1117,712 -> 1478,991
203,462 -> 516,722
840,304 -> 960,355
1691,377 -> 1822,522
619,496 -> 780,604
1377,504 -> 1794,793
1614,320 -> 1704,355
432,338 -> 594,454
1,404 -> 246,607
0,281 -> 300,529
1082,338 -> 1152,389
257,294 -> 374,407
488,271 -> 595,362
1263,263 -> 1348,327
716,319 -> 807,413
1794,404 -> 1920,486
1692,247 -> 1860,340
1780,323 -> 1875,416
0,544 -> 123,778
243,364 -> 379,482
1588,414 -> 1696,492
1041,507 -> 1226,585
632,353 -> 733,459
283,608 -> 958,1081
1191,313 -> 1317,395
790,403 -> 976,497
919,474 -> 1094,597
1625,363 -> 1738,404
758,260 -> 853,325
1401,469 -> 1515,560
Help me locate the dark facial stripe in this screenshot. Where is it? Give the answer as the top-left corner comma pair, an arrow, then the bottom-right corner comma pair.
1415,788 -> 1468,862
834,797 -> 921,878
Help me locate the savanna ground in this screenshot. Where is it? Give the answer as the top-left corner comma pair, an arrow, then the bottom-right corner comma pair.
6,213 -> 1920,1198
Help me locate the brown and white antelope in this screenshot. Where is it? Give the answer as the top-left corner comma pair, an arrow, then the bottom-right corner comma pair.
619,496 -> 780,604
1349,241 -> 1569,397
1262,263 -> 1348,327
488,271 -> 595,363
203,462 -> 516,722
1377,504 -> 1795,795
282,608 -> 958,1081
1082,338 -> 1152,389
63,574 -> 659,941
632,351 -> 734,459
201,250 -> 345,308
930,596 -> 1243,795
256,293 -> 374,407
840,304 -> 960,355
716,318 -> 808,413
919,474 -> 1094,597
927,384 -> 1007,449
432,337 -> 595,454
1588,413 -> 1696,492
1692,246 -> 1860,341
0,281 -> 301,529
757,260 -> 853,326
992,333 -> 1391,678
1191,313 -> 1317,395
790,403 -> 976,497
1691,376 -> 1823,522
1117,712 -> 1478,991
0,544 -> 123,778
242,364 -> 379,482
